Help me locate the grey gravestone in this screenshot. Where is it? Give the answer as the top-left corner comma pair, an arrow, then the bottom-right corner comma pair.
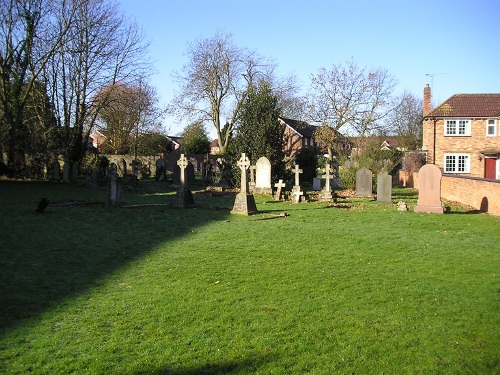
155,157 -> 167,181
414,164 -> 444,213
313,177 -> 321,191
186,162 -> 195,185
62,161 -> 70,182
172,164 -> 180,185
291,164 -> 304,203
121,159 -> 127,177
107,163 -> 121,206
249,165 -> 256,193
254,156 -> 272,194
376,172 -> 392,204
231,153 -> 258,215
52,160 -> 61,181
173,154 -> 194,208
356,167 -> 373,197
274,179 -> 286,201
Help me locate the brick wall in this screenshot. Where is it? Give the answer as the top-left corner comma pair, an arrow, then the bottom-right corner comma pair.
441,175 -> 500,215
398,170 -> 500,216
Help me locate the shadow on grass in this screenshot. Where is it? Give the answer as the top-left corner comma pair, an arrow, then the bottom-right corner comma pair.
0,180 -> 233,337
155,355 -> 271,374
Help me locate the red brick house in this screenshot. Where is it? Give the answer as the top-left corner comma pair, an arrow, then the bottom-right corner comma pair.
279,117 -> 352,157
422,84 -> 500,179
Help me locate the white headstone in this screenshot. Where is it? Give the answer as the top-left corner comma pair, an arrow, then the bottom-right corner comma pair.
255,156 -> 272,194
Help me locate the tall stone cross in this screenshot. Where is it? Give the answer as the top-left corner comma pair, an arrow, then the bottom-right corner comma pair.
293,164 -> 303,187
177,154 -> 189,188
322,163 -> 332,192
237,153 -> 251,193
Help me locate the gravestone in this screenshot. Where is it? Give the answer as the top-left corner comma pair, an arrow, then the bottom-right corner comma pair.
332,177 -> 342,189
254,157 -> 272,194
107,163 -> 122,206
249,165 -> 256,193
172,164 -> 180,185
186,162 -> 195,185
313,177 -> 321,191
274,179 -> 286,201
231,153 -> 258,215
291,164 -> 304,203
376,172 -> 392,204
155,157 -> 167,181
173,154 -> 194,208
52,160 -> 61,181
121,159 -> 127,177
318,163 -> 334,202
62,161 -> 70,182
414,164 -> 444,213
356,167 -> 373,197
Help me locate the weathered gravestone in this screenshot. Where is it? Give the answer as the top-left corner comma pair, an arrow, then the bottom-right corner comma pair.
155,157 -> 167,181
356,167 -> 373,197
254,156 -> 272,194
414,164 -> 444,214
274,179 -> 286,201
173,154 -> 194,208
231,153 -> 258,215
249,165 -> 256,193
291,164 -> 304,203
376,172 -> 392,204
107,163 -> 122,206
318,163 -> 334,202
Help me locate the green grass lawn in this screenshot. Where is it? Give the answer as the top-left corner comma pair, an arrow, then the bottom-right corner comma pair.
1,179 -> 499,374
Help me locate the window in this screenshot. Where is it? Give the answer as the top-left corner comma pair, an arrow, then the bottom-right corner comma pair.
487,119 -> 497,136
445,119 -> 470,136
444,154 -> 470,173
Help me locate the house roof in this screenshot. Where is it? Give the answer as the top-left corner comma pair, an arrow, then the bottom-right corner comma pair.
279,117 -> 317,138
427,94 -> 500,118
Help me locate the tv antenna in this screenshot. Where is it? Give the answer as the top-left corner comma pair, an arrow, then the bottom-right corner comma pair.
426,73 -> 445,88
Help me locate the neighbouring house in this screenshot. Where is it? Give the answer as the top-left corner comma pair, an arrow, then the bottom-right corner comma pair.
279,117 -> 351,157
422,84 -> 500,179
89,130 -> 106,153
416,84 -> 500,216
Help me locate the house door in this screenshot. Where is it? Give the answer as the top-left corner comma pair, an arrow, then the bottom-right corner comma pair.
484,157 -> 497,179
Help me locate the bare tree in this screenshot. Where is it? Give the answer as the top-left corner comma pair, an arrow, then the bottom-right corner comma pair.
0,0 -> 80,176
45,0 -> 151,175
170,32 -> 272,154
386,91 -> 423,150
306,59 -> 396,160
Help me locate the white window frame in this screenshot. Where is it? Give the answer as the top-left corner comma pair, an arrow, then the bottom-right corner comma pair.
445,119 -> 471,136
444,153 -> 470,173
486,119 -> 497,136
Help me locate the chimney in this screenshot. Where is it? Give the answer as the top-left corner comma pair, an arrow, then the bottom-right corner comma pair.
423,84 -> 431,116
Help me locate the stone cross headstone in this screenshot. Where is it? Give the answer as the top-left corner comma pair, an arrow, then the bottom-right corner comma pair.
291,164 -> 304,203
318,163 -> 334,202
356,167 -> 373,197
376,172 -> 392,204
173,154 -> 194,208
274,179 -> 286,201
293,164 -> 303,187
414,164 -> 444,213
107,163 -> 121,206
255,156 -> 272,194
231,153 -> 258,215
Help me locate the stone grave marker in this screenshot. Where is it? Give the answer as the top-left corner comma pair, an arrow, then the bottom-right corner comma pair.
254,156 -> 272,194
356,167 -> 373,197
155,157 -> 167,181
313,177 -> 321,191
107,163 -> 121,206
318,163 -> 334,202
291,164 -> 304,203
274,179 -> 286,201
414,164 -> 444,213
376,172 -> 392,204
249,165 -> 256,193
173,154 -> 194,207
231,153 -> 258,215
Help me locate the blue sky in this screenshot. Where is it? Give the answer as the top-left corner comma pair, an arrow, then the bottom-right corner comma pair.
118,0 -> 500,137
